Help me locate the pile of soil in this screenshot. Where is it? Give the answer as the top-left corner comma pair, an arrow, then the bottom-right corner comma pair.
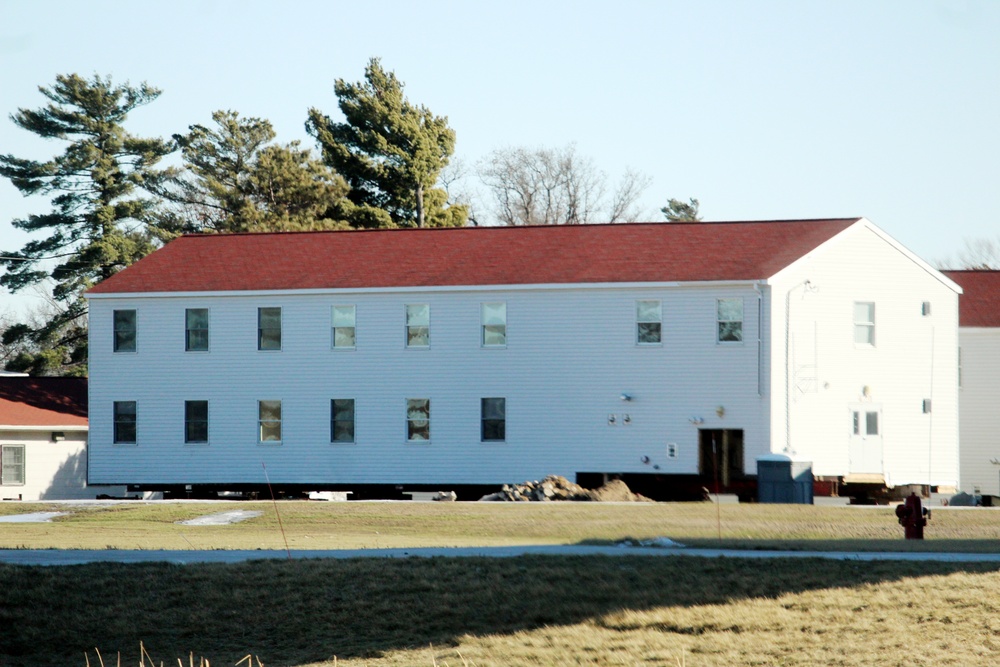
479,475 -> 651,502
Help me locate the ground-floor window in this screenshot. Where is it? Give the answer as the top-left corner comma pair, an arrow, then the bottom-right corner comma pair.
1,444 -> 25,485
331,399 -> 356,443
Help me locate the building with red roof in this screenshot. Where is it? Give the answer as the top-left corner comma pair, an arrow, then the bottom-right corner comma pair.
0,376 -> 126,500
941,270 -> 1000,498
84,218 -> 961,500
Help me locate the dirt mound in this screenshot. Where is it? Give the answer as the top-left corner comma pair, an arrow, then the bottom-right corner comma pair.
479,475 -> 651,502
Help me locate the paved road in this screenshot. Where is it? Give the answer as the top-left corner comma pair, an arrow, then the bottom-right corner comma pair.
3,545 -> 1000,566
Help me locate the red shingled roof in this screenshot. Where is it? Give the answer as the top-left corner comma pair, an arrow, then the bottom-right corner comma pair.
0,377 -> 88,427
87,219 -> 861,295
942,270 -> 1000,327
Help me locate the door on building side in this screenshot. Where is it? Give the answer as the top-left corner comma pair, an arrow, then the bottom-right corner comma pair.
698,429 -> 745,492
848,405 -> 883,475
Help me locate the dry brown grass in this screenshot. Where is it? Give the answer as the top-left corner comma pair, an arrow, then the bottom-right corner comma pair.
0,501 -> 998,552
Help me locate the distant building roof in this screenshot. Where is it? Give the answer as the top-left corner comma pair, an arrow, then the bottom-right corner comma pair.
86,218 -> 862,295
942,270 -> 1000,327
0,377 -> 88,428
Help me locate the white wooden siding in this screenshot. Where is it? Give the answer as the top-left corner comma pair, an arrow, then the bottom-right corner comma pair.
0,429 -> 126,500
956,328 -> 1000,495
88,284 -> 769,486
768,223 -> 959,486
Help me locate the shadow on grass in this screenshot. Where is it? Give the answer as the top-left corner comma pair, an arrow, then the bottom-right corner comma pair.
1,550 -> 999,666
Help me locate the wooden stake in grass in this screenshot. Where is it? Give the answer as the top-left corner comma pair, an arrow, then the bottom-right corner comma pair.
261,461 -> 291,560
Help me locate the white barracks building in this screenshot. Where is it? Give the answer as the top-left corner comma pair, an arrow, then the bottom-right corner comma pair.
85,218 -> 960,499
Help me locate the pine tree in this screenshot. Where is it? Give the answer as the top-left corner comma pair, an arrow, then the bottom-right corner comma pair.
0,74 -> 171,375
306,58 -> 467,228
661,198 -> 702,222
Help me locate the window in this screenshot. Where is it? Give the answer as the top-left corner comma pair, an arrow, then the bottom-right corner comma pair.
258,307 -> 281,350
331,399 -> 355,443
1,445 -> 25,486
481,397 -> 506,442
406,398 -> 430,441
636,300 -> 662,344
113,401 -> 137,444
717,298 -> 743,342
332,306 -> 356,349
113,309 -> 137,352
852,410 -> 880,435
854,302 -> 875,345
258,400 -> 282,443
482,302 -> 507,346
185,400 -> 209,444
185,308 -> 209,351
406,304 -> 430,347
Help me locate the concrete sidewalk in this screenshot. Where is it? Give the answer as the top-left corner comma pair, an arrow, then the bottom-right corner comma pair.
3,545 -> 1000,566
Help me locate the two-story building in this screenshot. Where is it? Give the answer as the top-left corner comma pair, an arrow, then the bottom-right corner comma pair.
85,218 -> 961,499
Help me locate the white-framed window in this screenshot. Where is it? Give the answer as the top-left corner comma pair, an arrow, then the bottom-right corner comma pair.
636,300 -> 662,344
481,302 -> 507,347
406,398 -> 430,442
113,309 -> 137,352
113,401 -> 137,444
1,445 -> 25,486
331,399 -> 355,443
852,410 -> 879,436
854,302 -> 875,345
185,400 -> 209,444
332,305 -> 356,349
258,400 -> 282,443
481,397 -> 506,442
717,298 -> 743,343
258,307 -> 281,351
185,308 -> 209,352
406,304 -> 430,348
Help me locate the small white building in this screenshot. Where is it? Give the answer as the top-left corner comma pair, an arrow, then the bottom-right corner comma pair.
84,218 -> 961,499
0,376 -> 127,500
941,270 -> 1000,497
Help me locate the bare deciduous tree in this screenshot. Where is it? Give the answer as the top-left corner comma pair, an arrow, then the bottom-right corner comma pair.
477,144 -> 651,226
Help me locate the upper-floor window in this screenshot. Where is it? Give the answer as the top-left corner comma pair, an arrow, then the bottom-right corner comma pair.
331,399 -> 356,443
854,302 -> 875,345
636,300 -> 662,344
482,302 -> 507,347
406,398 -> 430,441
332,305 -> 356,349
1,445 -> 25,486
481,397 -> 506,442
114,401 -> 137,444
185,400 -> 209,444
258,307 -> 281,351
258,400 -> 282,443
717,298 -> 743,343
185,308 -> 209,352
406,304 -> 430,348
113,309 -> 137,352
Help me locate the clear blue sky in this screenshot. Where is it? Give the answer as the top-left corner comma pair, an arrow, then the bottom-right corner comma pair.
1,0 -> 998,314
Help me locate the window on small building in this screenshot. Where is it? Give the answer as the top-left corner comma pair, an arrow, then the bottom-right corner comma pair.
332,306 -> 356,349
114,309 -> 137,352
331,399 -> 355,443
406,304 -> 430,348
185,308 -> 209,351
481,397 -> 506,442
482,302 -> 507,347
854,302 -> 875,345
636,300 -> 662,344
258,307 -> 281,350
114,401 -> 137,444
406,398 -> 430,441
185,400 -> 209,444
1,445 -> 25,485
258,400 -> 282,443
717,298 -> 743,342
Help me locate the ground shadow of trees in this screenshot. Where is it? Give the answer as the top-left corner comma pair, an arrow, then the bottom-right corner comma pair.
1,552 -> 999,665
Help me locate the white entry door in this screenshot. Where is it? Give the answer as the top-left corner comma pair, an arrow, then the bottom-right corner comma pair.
848,406 -> 883,474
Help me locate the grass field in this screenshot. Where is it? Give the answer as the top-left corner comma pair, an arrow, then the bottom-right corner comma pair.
2,501 -> 1000,666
